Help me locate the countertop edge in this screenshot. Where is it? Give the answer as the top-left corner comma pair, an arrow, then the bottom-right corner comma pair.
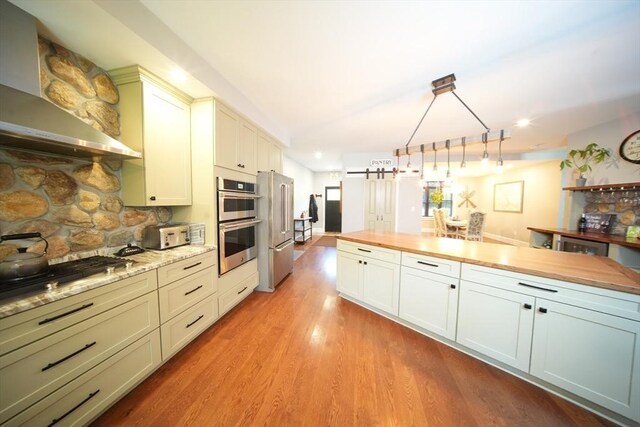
527,227 -> 640,249
337,235 -> 640,296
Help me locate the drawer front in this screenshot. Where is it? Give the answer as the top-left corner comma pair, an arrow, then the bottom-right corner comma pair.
0,271 -> 157,356
461,263 -> 640,321
337,240 -> 400,264
3,330 -> 161,427
160,294 -> 218,360
401,252 -> 461,278
157,252 -> 216,287
0,292 -> 159,424
158,267 -> 217,323
219,273 -> 258,316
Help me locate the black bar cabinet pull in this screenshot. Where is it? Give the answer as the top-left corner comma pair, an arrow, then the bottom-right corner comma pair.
450,284 -> 456,289
417,261 -> 438,267
539,307 -> 548,313
42,341 -> 97,372
186,315 -> 204,328
357,248 -> 371,253
523,303 -> 532,310
517,282 -> 558,293
150,196 -> 156,201
38,303 -> 94,325
47,389 -> 100,427
184,285 -> 203,296
183,262 -> 202,271
237,286 -> 248,294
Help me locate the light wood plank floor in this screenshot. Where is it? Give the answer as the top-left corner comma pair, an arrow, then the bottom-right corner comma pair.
93,246 -> 611,426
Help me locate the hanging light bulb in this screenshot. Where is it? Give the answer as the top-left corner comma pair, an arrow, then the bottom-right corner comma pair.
420,144 -> 425,182
496,130 -> 504,173
394,149 -> 400,179
432,142 -> 438,172
445,139 -> 453,185
460,136 -> 467,169
481,132 -> 489,167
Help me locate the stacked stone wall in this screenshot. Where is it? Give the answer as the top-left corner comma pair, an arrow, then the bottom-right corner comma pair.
0,150 -> 172,260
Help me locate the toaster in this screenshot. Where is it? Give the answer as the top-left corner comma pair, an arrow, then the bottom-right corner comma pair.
142,224 -> 190,249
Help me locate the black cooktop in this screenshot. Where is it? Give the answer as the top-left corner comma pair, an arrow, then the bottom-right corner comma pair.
0,256 -> 131,300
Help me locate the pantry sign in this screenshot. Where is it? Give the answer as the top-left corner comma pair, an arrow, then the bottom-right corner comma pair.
369,159 -> 393,167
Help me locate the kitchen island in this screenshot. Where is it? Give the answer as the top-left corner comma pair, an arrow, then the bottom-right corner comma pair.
336,231 -> 640,425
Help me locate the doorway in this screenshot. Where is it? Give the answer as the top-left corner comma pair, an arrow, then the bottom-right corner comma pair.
325,185 -> 342,232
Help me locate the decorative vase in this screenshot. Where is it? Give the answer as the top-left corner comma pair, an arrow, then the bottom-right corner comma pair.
576,177 -> 587,187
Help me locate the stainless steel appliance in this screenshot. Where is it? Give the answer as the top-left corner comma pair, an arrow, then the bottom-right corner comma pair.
256,171 -> 294,292
217,177 -> 260,275
557,236 -> 608,256
142,224 -> 190,250
217,177 -> 258,221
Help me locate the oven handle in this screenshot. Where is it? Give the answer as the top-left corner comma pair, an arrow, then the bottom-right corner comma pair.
219,219 -> 261,232
218,191 -> 260,199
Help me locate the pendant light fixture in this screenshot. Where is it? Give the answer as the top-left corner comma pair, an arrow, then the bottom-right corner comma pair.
496,129 -> 504,173
460,136 -> 467,169
394,73 -> 510,166
420,144 -> 425,182
445,139 -> 452,182
480,132 -> 489,167
432,142 -> 438,172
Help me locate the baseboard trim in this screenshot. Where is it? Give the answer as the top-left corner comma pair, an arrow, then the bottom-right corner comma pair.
484,232 -> 529,247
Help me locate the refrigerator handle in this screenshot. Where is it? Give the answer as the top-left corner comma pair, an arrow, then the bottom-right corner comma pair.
281,184 -> 286,234
285,184 -> 291,233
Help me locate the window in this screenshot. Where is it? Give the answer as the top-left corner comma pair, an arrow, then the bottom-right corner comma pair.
422,181 -> 453,217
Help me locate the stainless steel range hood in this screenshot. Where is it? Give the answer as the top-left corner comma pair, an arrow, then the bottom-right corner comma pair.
0,0 -> 141,160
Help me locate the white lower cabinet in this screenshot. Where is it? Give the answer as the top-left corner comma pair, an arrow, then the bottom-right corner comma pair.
0,292 -> 159,424
3,330 -> 161,427
399,267 -> 459,340
219,272 -> 258,316
530,299 -> 640,421
160,294 -> 218,359
456,280 -> 535,372
336,243 -> 400,316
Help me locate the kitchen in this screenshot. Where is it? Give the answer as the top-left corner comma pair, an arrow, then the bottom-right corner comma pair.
1,1 -> 640,426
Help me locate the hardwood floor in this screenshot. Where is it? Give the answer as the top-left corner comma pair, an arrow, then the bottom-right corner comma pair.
93,246 -> 611,426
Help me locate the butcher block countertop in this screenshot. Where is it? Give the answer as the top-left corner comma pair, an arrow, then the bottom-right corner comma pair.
338,231 -> 640,295
528,226 -> 640,249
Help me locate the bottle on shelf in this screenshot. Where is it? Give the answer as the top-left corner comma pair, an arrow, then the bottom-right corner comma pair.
578,213 -> 587,232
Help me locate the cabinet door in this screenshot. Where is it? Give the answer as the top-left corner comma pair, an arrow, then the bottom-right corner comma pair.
531,299 -> 640,422
336,251 -> 363,300
364,179 -> 396,231
215,103 -> 239,171
256,132 -> 270,173
399,267 -> 459,340
457,280 -> 535,371
143,82 -> 191,205
362,257 -> 400,315
269,141 -> 282,173
239,120 -> 257,174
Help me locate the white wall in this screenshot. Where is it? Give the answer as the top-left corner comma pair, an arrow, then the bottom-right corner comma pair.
395,177 -> 422,234
456,160 -> 562,246
342,178 -> 365,233
283,156 -> 314,220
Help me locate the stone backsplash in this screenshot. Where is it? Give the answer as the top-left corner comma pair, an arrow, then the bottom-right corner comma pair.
584,190 -> 640,235
38,36 -> 120,139
0,149 -> 172,261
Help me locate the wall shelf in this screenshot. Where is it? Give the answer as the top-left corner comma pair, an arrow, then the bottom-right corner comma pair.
563,182 -> 640,192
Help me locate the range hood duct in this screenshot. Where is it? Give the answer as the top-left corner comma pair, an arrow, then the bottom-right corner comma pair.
0,0 -> 141,160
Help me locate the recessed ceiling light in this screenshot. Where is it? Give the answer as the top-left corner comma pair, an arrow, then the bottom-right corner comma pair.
314,152 -> 322,159
516,118 -> 531,128
170,67 -> 187,83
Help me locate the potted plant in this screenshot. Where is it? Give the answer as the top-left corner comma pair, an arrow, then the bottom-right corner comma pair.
559,143 -> 611,186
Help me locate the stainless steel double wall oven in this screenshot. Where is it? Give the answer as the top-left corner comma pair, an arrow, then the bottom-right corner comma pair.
217,177 -> 260,275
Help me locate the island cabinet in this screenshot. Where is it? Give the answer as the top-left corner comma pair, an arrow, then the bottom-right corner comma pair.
112,65 -> 193,206
399,253 -> 460,341
215,102 -> 257,175
336,240 -> 400,316
157,252 -> 218,360
458,263 -> 640,423
0,271 -> 161,426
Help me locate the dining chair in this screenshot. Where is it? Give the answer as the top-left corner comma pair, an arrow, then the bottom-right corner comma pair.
436,208 -> 457,238
433,208 -> 445,236
457,211 -> 486,241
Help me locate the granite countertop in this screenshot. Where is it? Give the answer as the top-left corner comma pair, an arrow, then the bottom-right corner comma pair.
338,231 -> 640,295
0,245 -> 216,319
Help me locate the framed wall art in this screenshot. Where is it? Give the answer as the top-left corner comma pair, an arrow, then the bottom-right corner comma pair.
493,181 -> 524,213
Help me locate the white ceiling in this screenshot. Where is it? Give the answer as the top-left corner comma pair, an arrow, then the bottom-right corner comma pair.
11,0 -> 640,172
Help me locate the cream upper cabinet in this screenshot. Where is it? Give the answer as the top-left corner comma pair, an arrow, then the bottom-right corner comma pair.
257,131 -> 283,174
215,102 -> 257,175
112,66 -> 193,206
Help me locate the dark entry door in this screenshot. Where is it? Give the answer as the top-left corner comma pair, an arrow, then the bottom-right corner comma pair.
325,185 -> 342,232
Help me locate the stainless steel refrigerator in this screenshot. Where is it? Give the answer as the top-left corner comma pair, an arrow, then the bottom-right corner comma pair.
256,171 -> 294,292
